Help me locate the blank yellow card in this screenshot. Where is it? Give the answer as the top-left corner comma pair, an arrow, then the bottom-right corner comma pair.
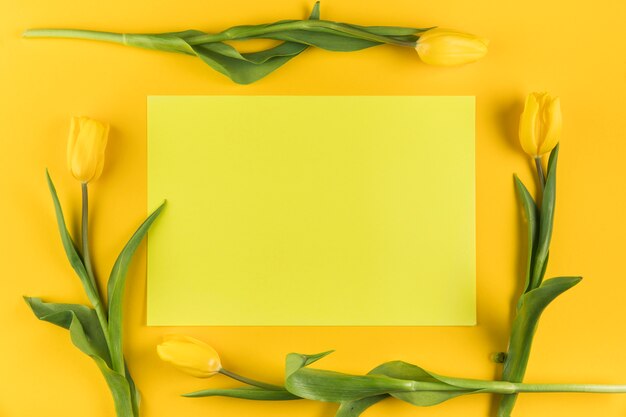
147,96 -> 475,326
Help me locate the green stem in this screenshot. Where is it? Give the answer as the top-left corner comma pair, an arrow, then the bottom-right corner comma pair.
408,379 -> 626,395
219,368 -> 285,391
512,383 -> 626,393
80,183 -> 114,366
23,29 -> 125,44
22,20 -> 417,48
81,183 -> 98,292
484,380 -> 626,394
534,156 -> 546,190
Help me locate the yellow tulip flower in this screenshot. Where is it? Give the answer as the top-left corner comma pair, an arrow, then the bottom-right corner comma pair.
415,28 -> 489,66
519,92 -> 562,158
157,335 -> 222,378
67,116 -> 109,183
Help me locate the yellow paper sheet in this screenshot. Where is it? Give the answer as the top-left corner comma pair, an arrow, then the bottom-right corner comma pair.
147,96 -> 475,326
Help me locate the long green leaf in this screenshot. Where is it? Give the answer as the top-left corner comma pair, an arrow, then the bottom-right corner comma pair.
344,23 -> 428,39
335,395 -> 388,417
335,362 -> 398,417
260,30 -> 380,51
285,352 -> 418,402
24,297 -> 111,365
286,368 -> 417,402
498,276 -> 581,417
25,297 -> 134,417
125,362 -> 141,417
107,202 -> 166,375
190,41 -> 306,84
45,171 -> 100,308
514,176 -> 539,294
528,145 -> 559,290
284,352 -> 473,404
188,3 -> 320,84
369,361 -> 481,406
183,387 -> 300,400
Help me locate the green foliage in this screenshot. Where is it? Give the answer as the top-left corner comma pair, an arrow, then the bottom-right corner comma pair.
26,173 -> 165,417
498,145 -> 581,417
498,276 -> 581,416
45,170 -> 100,309
285,352 -> 417,402
24,298 -> 135,417
513,175 -> 538,294
108,202 -> 166,375
24,2 -> 429,84
183,387 -> 300,400
529,145 -> 559,290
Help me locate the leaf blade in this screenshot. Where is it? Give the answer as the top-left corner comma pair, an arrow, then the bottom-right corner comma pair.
335,395 -> 388,417
529,145 -> 559,289
499,275 -> 582,416
107,202 -> 166,375
514,176 -> 539,293
45,171 -> 100,307
25,297 -> 134,417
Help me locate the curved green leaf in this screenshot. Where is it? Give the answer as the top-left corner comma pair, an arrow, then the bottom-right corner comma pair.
514,176 -> 539,294
24,297 -> 134,417
261,30 -> 380,51
335,395 -> 388,417
24,297 -> 111,365
45,171 -> 100,308
125,363 -> 141,417
183,387 -> 300,400
189,41 -> 305,84
344,23 -> 428,39
499,275 -> 581,416
188,4 -> 320,84
529,145 -> 559,290
285,352 -> 416,402
335,362 -> 399,417
107,202 -> 166,375
369,361 -> 480,407
286,368 -> 416,402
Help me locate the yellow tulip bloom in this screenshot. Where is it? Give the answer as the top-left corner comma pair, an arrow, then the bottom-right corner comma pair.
519,92 -> 562,157
67,116 -> 109,183
157,335 -> 222,378
415,28 -> 489,66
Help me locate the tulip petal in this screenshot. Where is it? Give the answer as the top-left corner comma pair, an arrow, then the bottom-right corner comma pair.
416,28 -> 488,66
538,96 -> 561,155
67,116 -> 80,174
157,334 -> 222,378
519,93 -> 540,156
67,116 -> 109,183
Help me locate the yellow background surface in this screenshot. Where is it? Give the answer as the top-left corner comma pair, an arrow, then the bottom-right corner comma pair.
147,96 -> 475,326
1,0 -> 625,416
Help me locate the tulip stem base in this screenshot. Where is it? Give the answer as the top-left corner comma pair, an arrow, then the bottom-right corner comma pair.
219,368 -> 285,391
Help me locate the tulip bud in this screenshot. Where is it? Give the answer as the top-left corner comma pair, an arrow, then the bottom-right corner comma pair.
67,116 -> 109,183
415,28 -> 489,66
157,335 -> 222,378
519,92 -> 562,158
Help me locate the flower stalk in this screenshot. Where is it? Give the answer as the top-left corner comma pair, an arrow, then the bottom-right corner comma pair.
81,182 -> 97,291
22,2 -> 487,84
26,116 -> 166,417
219,368 -> 284,391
